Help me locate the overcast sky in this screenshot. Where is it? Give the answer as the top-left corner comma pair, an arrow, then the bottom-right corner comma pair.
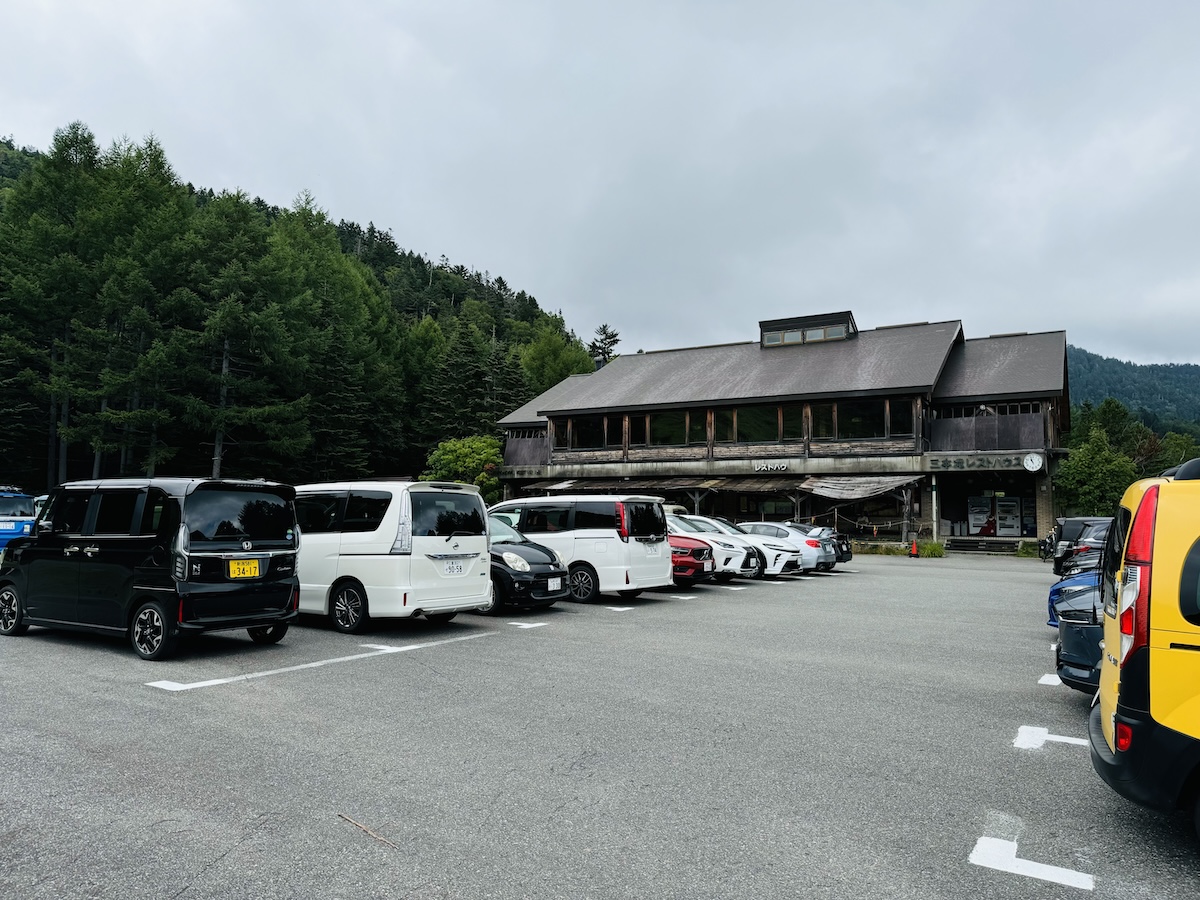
7,1 -> 1200,364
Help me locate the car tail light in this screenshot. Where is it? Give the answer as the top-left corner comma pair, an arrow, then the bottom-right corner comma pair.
806,539 -> 820,548
615,501 -> 630,542
292,586 -> 300,611
1116,721 -> 1133,752
1118,485 -> 1158,667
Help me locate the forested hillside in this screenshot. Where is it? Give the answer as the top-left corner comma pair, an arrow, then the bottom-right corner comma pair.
0,123 -> 598,491
1067,344 -> 1200,432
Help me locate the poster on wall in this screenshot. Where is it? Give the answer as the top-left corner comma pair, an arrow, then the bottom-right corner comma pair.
995,497 -> 1021,537
968,496 -> 995,536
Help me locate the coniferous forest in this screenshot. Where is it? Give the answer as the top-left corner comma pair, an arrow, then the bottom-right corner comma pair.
6,125 -> 1200,505
0,124 -> 597,492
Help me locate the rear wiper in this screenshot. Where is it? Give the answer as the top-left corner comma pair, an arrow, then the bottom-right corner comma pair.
445,530 -> 476,542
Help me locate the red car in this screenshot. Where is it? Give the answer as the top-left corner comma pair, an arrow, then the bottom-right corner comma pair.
669,533 -> 715,586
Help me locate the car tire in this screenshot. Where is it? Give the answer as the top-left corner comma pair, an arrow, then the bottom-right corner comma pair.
568,563 -> 599,602
426,612 -> 457,624
130,600 -> 178,661
248,623 -> 288,645
752,550 -> 768,580
618,590 -> 642,599
477,579 -> 502,615
0,584 -> 29,636
744,553 -> 763,580
331,581 -> 369,634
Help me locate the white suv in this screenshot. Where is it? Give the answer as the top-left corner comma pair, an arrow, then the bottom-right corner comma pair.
488,495 -> 672,601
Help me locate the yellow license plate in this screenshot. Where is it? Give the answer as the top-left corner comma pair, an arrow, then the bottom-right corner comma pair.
229,559 -> 260,579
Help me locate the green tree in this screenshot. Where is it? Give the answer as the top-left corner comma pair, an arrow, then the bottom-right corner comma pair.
421,435 -> 503,504
520,320 -> 594,394
587,323 -> 620,364
1054,425 -> 1139,516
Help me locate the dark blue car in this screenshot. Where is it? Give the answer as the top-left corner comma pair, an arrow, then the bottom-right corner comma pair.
1047,568 -> 1100,627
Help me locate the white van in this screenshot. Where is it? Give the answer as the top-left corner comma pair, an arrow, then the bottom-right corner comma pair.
487,495 -> 672,601
293,481 -> 491,632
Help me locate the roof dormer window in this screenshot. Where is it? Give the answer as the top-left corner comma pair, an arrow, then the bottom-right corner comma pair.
760,312 -> 857,348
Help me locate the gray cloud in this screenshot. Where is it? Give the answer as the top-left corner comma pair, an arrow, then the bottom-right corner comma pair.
6,1 -> 1200,363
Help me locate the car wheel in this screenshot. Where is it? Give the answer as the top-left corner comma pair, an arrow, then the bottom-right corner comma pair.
752,550 -> 768,580
426,612 -> 457,624
331,582 -> 369,634
477,579 -> 501,615
744,553 -> 763,580
248,623 -> 288,645
568,564 -> 599,602
618,590 -> 642,599
131,600 -> 178,661
0,584 -> 29,636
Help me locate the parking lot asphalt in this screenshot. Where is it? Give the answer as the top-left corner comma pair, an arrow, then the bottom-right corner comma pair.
3,554 -> 1198,899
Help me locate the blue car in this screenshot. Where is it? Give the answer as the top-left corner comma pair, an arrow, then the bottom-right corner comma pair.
1047,568 -> 1100,627
0,486 -> 37,552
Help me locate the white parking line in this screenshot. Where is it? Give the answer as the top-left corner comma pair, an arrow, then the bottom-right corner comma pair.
1013,726 -> 1088,749
1038,674 -> 1062,686
605,606 -> 634,611
970,837 -> 1093,891
145,633 -> 493,692
715,585 -> 747,591
509,622 -> 547,629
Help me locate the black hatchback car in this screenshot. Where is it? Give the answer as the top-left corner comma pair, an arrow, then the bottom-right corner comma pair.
0,477 -> 300,660
479,515 -> 569,614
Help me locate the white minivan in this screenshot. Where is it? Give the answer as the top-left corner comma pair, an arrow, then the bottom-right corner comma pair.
293,481 -> 491,632
487,495 -> 672,601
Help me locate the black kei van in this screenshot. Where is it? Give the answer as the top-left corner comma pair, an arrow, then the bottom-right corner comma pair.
0,478 -> 300,660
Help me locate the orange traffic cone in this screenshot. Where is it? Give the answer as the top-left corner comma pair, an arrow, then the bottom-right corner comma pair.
909,538 -> 919,558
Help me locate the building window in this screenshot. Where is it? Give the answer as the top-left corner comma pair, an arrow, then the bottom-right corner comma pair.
737,405 -> 778,443
629,414 -> 647,446
551,419 -> 569,449
838,399 -> 886,439
889,400 -> 914,436
782,403 -> 805,441
570,416 -> 605,449
714,409 -> 735,443
811,403 -> 835,440
687,409 -> 707,445
650,411 -> 687,446
605,416 -> 623,448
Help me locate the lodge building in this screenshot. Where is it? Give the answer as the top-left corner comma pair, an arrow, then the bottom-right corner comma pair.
498,312 -> 1068,547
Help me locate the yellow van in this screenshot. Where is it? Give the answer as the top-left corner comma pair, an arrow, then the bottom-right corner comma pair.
1089,462 -> 1200,838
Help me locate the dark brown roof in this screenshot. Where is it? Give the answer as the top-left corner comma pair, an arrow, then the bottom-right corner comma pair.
529,320 -> 965,417
932,331 -> 1067,402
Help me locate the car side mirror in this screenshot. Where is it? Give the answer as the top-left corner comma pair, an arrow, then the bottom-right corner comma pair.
36,521 -> 53,535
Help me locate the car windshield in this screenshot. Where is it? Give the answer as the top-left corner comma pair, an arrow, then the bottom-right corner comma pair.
489,516 -> 527,544
0,497 -> 34,517
708,518 -> 749,536
184,488 -> 295,544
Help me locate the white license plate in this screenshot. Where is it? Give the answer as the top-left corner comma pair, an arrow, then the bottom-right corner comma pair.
0,522 -> 13,531
646,545 -> 660,557
547,576 -> 562,591
704,560 -> 713,571
443,560 -> 466,576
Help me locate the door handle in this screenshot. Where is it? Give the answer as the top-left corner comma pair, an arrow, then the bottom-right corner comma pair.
63,545 -> 80,556
84,546 -> 100,557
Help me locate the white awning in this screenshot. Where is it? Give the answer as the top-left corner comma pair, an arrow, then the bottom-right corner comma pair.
797,475 -> 922,500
